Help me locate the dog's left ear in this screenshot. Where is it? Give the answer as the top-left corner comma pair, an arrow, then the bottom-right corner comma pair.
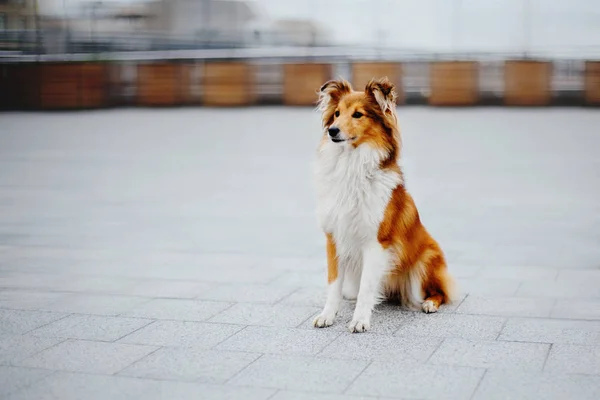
365,77 -> 397,113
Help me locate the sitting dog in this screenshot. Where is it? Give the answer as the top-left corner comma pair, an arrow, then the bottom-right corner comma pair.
313,77 -> 455,333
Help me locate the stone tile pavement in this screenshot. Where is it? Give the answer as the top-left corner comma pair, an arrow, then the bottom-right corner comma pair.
0,107 -> 600,399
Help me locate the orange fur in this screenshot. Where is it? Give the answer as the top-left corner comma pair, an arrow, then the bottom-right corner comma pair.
326,233 -> 338,284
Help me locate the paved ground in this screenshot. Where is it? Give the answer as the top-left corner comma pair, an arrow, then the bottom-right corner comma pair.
0,107 -> 599,400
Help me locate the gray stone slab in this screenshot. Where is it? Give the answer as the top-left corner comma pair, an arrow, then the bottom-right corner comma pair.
7,372 -> 276,400
0,334 -> 65,365
498,318 -> 600,345
545,344 -> 600,375
42,294 -> 150,316
216,326 -> 340,355
126,280 -> 214,299
228,354 -> 368,393
447,264 -> 481,279
15,339 -> 157,374
429,338 -> 549,371
119,348 -> 260,383
269,271 -> 324,287
122,298 -> 232,321
0,290 -> 70,311
209,303 -> 319,328
456,296 -> 554,318
270,392 -> 395,400
0,366 -> 54,397
472,370 -> 600,400
280,287 -> 326,307
319,331 -> 442,362
118,320 -> 243,348
394,313 -> 506,340
29,314 -> 153,342
457,278 -> 520,297
477,265 -> 559,281
346,362 -> 485,399
199,284 -> 299,304
551,299 -> 600,320
517,279 -> 600,299
0,309 -> 67,335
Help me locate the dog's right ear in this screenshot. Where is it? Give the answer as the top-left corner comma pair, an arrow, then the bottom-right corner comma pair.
317,79 -> 352,112
317,79 -> 351,128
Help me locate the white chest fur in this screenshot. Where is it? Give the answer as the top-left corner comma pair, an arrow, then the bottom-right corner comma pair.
315,142 -> 402,263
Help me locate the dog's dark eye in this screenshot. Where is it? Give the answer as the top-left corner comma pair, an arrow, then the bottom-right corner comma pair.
352,111 -> 363,118
334,110 -> 340,117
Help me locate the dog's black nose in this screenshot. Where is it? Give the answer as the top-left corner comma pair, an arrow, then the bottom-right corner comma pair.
328,127 -> 340,137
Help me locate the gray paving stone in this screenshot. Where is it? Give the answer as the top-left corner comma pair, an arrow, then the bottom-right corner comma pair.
119,348 -> 260,383
216,326 -> 340,355
319,331 -> 442,362
126,279 -> 214,299
477,265 -> 559,281
0,309 -> 67,335
269,271 -> 324,287
472,370 -> 600,400
122,298 -> 232,321
41,294 -> 150,316
118,320 -> 243,348
458,278 -> 520,297
498,318 -> 600,345
0,334 -> 65,365
551,299 -> 600,320
199,283 -> 299,304
280,287 -> 326,307
7,372 -> 276,400
545,344 -> 600,375
456,296 -> 554,317
270,391 -> 386,400
0,290 -> 70,311
429,338 -> 549,371
394,313 -> 506,340
517,279 -> 600,299
346,362 -> 485,399
29,314 -> 153,342
209,303 -> 319,327
0,366 -> 54,397
447,264 -> 481,279
228,354 -> 368,393
15,339 -> 157,374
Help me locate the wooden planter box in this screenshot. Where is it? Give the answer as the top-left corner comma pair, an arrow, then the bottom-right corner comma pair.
352,62 -> 403,103
137,63 -> 185,106
429,62 -> 479,106
584,61 -> 600,105
202,62 -> 254,106
283,63 -> 331,106
504,61 -> 552,106
39,63 -> 81,109
0,63 -> 41,110
79,64 -> 108,108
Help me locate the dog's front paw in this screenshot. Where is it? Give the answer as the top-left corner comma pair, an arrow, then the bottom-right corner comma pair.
348,318 -> 371,333
313,312 -> 336,328
421,299 -> 439,313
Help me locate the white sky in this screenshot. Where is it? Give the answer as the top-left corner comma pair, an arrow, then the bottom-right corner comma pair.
39,0 -> 600,53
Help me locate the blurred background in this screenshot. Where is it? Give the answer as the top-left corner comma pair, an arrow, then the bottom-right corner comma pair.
0,0 -> 599,109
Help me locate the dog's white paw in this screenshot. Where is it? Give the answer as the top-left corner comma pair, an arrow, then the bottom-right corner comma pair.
313,312 -> 336,328
421,300 -> 439,313
348,318 -> 371,333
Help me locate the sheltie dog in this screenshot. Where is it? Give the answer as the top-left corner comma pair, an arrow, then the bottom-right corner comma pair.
313,77 -> 455,333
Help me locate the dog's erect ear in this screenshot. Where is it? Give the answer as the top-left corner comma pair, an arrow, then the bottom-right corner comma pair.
365,77 -> 397,113
317,79 -> 352,111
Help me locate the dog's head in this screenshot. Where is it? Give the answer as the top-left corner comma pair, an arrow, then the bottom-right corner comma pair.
317,77 -> 399,154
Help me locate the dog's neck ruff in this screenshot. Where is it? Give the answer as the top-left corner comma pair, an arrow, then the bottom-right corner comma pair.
315,141 -> 403,260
